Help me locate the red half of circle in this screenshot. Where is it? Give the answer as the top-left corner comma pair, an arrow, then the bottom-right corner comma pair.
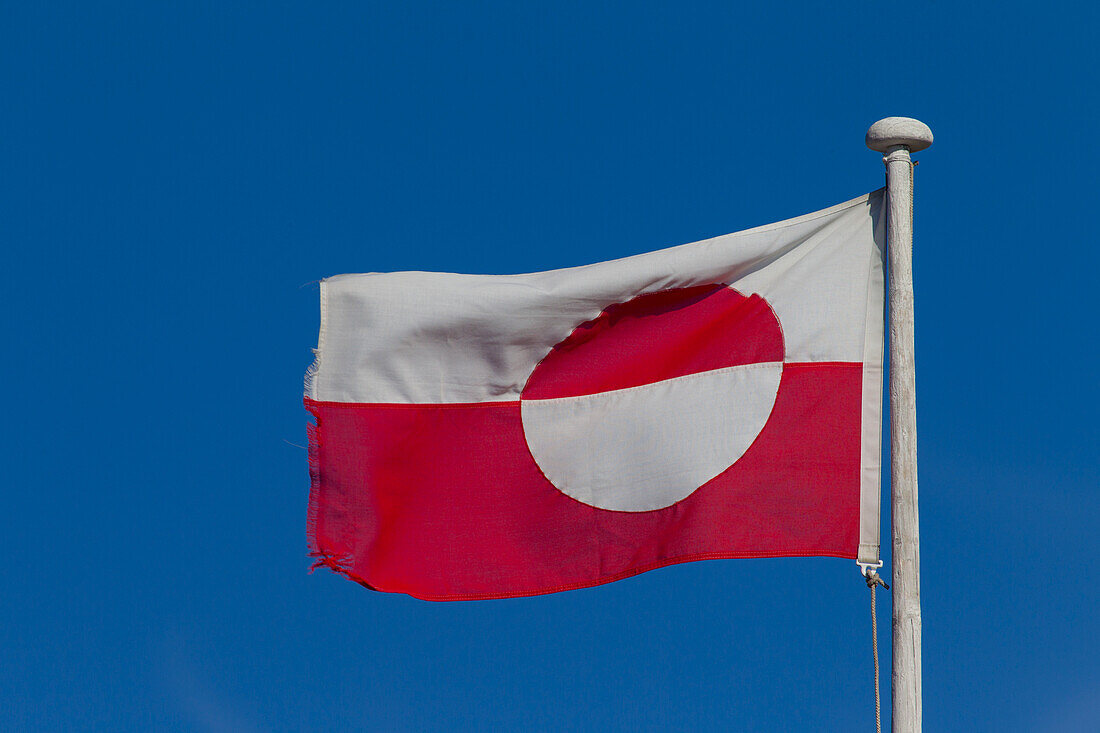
522,284 -> 785,400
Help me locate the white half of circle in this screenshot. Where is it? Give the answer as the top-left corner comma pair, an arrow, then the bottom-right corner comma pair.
520,362 -> 783,512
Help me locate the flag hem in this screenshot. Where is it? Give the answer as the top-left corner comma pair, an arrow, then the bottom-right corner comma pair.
857,190 -> 886,564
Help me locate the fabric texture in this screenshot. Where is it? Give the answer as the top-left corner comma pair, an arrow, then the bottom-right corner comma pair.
305,191 -> 886,600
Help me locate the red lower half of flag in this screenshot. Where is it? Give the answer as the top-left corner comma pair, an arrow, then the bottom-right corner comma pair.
305,362 -> 862,601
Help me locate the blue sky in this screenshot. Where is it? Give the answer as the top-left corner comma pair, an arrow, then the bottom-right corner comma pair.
3,2 -> 1098,731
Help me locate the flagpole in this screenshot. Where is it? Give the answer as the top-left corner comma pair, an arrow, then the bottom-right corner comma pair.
866,116 -> 933,733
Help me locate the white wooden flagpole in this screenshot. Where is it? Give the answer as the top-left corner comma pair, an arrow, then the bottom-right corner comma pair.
866,116 -> 933,733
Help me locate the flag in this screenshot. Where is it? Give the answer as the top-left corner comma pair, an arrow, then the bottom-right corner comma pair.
305,191 -> 885,600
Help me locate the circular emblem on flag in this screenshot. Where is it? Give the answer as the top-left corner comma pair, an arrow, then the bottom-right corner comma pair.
520,284 -> 785,512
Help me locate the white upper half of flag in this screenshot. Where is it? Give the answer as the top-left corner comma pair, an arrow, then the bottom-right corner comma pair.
308,190 -> 886,405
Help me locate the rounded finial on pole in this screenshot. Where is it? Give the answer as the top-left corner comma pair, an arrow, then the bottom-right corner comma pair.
866,117 -> 933,153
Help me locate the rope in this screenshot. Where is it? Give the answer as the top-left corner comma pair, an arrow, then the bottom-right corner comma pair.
866,570 -> 889,733
909,158 -> 916,240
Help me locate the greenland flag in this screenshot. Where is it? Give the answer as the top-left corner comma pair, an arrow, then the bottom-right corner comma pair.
305,191 -> 885,600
